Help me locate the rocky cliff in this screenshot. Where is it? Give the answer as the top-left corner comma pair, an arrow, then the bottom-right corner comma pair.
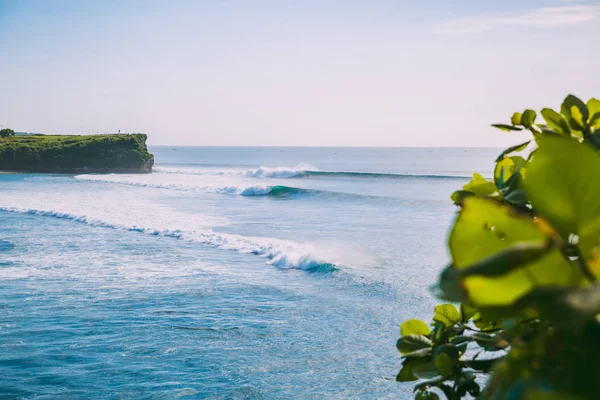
0,134 -> 154,173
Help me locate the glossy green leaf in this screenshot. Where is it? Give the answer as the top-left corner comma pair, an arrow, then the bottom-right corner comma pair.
503,189 -> 528,206
436,265 -> 466,302
450,190 -> 476,206
401,319 -> 431,337
456,241 -> 551,278
587,98 -> 600,116
460,302 -> 477,323
433,304 -> 461,327
511,112 -> 523,126
541,108 -> 570,136
494,156 -> 527,188
586,132 -> 600,150
492,124 -> 523,132
413,359 -> 439,379
561,94 -> 588,131
471,332 -> 508,351
495,141 -> 530,162
402,348 -> 433,359
472,312 -> 501,332
449,197 -> 581,306
450,335 -> 472,345
524,138 -> 600,248
463,173 -> 499,197
588,98 -> 600,130
434,345 -> 459,377
396,335 -> 432,355
521,109 -> 537,128
462,357 -> 502,373
432,322 -> 446,345
397,358 -> 425,382
590,113 -> 600,130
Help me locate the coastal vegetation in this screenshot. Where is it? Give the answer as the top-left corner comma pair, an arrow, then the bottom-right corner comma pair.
0,128 -> 15,138
397,95 -> 600,399
0,133 -> 154,173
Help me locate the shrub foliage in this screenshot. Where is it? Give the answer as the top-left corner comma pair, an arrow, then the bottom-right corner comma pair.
397,95 -> 600,400
0,128 -> 15,138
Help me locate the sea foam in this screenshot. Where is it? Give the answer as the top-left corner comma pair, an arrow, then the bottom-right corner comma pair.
0,206 -> 336,271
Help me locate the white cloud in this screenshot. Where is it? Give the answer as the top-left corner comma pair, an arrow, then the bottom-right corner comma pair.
435,4 -> 600,34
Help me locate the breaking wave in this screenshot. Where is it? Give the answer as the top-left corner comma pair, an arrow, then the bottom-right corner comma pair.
153,165 -> 468,180
0,206 -> 337,272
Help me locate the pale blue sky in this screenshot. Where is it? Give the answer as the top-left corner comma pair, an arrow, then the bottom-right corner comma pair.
0,0 -> 598,146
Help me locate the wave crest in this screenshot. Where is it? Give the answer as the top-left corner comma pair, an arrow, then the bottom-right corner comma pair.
0,206 -> 336,272
153,166 -> 468,180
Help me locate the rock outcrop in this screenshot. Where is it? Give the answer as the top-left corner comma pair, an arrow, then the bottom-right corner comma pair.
0,134 -> 154,173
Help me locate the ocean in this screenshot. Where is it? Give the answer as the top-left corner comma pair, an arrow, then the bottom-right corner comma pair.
0,147 -> 498,399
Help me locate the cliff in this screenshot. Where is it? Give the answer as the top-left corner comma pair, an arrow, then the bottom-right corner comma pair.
0,134 -> 154,173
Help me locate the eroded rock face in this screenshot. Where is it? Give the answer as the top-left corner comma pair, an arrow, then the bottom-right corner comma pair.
141,156 -> 155,173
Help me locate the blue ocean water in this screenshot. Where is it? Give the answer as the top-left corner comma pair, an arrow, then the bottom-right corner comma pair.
0,147 -> 498,399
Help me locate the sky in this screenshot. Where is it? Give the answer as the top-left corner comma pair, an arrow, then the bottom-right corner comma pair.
0,0 -> 599,146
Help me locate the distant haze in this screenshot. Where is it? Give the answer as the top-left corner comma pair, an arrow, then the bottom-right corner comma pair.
1,0 -> 598,146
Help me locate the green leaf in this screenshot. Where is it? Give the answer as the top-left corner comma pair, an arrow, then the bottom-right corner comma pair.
432,322 -> 446,345
401,319 -> 431,337
587,98 -> 600,116
471,332 -> 508,351
403,347 -> 434,359
456,371 -> 476,387
450,190 -> 476,206
572,106 -> 585,128
494,155 -> 527,188
587,132 -> 600,150
587,98 -> 600,130
524,137 -> 600,246
456,241 -> 551,278
449,197 -> 581,306
396,334 -> 432,355
495,141 -> 530,162
434,345 -> 459,377
541,108 -> 570,136
463,173 -> 499,197
462,357 -> 502,373
472,312 -> 502,332
414,359 -> 439,379
511,112 -> 522,126
435,265 -> 466,302
590,113 -> 600,130
503,189 -> 528,206
561,94 -> 589,131
450,335 -> 472,345
521,109 -> 537,128
492,124 -> 523,132
460,302 -> 477,323
397,358 -> 426,382
433,304 -> 461,327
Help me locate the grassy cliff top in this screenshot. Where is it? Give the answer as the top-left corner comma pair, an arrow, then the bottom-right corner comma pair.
0,133 -> 149,146
0,134 -> 154,173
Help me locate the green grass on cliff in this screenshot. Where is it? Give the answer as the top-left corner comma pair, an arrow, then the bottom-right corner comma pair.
0,134 -> 154,173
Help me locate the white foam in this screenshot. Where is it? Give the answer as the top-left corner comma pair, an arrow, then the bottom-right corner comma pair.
75,175 -> 281,197
244,164 -> 316,178
240,185 -> 273,196
154,163 -> 318,179
75,174 -> 245,195
0,201 -> 334,271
